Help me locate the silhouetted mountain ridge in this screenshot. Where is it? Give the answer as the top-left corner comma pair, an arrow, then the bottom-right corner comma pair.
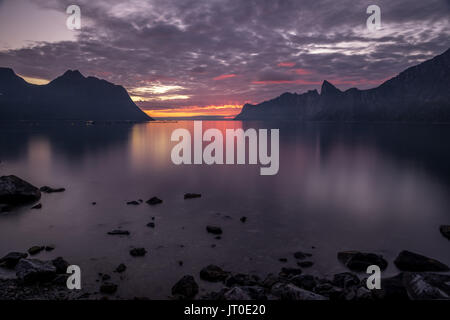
235,48 -> 450,122
0,68 -> 152,121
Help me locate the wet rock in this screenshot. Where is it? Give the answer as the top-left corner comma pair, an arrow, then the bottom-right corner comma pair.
297,261 -> 314,268
293,251 -> 312,260
130,248 -> 147,257
271,283 -> 328,300
394,250 -> 449,272
0,175 -> 41,205
332,272 -> 360,288
45,246 -> 55,252
373,273 -> 409,300
262,274 -> 279,289
31,203 -> 42,209
16,259 -> 57,284
440,225 -> 450,240
102,274 -> 111,281
146,197 -> 163,205
172,275 -> 199,299
40,186 -> 65,193
225,273 -> 260,287
0,252 -> 28,269
0,205 -> 12,213
290,275 -> 317,291
200,265 -> 230,282
126,201 -> 140,205
28,246 -> 44,255
280,268 -> 303,277
240,217 -> 247,223
147,222 -> 155,228
206,226 -> 222,235
184,193 -> 201,199
107,230 -> 130,236
278,258 -> 288,263
403,272 -> 450,300
313,283 -> 343,300
100,282 -> 118,294
115,264 -> 126,273
338,251 -> 388,272
223,287 -> 252,300
52,274 -> 69,286
52,257 -> 69,274
91,202 -> 97,206
344,286 -> 374,301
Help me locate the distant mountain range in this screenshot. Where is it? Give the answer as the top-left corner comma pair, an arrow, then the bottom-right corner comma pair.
0,68 -> 152,121
235,48 -> 450,122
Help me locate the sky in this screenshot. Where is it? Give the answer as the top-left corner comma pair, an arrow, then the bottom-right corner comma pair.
0,0 -> 449,118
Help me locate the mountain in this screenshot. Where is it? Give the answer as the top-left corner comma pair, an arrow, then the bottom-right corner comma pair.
235,48 -> 450,122
0,68 -> 152,121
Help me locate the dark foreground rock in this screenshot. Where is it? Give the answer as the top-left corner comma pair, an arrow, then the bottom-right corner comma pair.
394,250 -> 449,272
172,275 -> 199,299
271,283 -> 328,300
40,186 -> 66,193
338,251 -> 388,272
440,225 -> 450,240
146,197 -> 163,205
28,246 -> 45,255
130,248 -> 147,257
403,272 -> 450,300
16,259 -> 57,284
0,175 -> 41,205
200,265 -> 230,282
52,257 -> 69,274
206,226 -> 222,235
0,252 -> 28,269
115,264 -> 126,273
184,193 -> 201,199
31,203 -> 42,209
107,230 -> 130,236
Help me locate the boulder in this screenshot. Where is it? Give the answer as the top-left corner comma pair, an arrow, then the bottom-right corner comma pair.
403,272 -> 450,300
225,273 -> 260,287
0,175 -> 41,205
332,272 -> 360,288
338,251 -> 388,272
200,265 -> 230,282
206,226 -> 222,235
16,259 -> 57,284
394,250 -> 449,272
290,275 -> 317,291
146,197 -> 162,205
373,273 -> 409,300
115,264 -> 126,273
28,246 -> 44,255
172,275 -> 199,299
440,225 -> 450,240
39,186 -> 65,193
52,257 -> 69,274
271,283 -> 328,300
223,287 -> 252,300
0,252 -> 28,269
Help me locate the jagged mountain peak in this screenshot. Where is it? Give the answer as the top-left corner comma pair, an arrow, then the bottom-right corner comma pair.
321,80 -> 341,96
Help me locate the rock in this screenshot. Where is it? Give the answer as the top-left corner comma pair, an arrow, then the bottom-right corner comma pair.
100,282 -> 118,294
147,222 -> 155,228
278,258 -> 288,263
206,226 -> 222,235
280,268 -> 303,277
40,186 -> 65,193
107,230 -> 130,236
262,274 -> 279,289
344,286 -> 374,301
271,283 -> 328,300
0,175 -> 41,205
225,274 -> 260,287
28,246 -> 45,255
290,275 -> 317,291
313,283 -> 344,300
373,273 -> 409,300
403,272 -> 450,300
172,275 -> 199,299
293,251 -> 312,260
440,225 -> 450,240
126,201 -> 140,205
102,274 -> 111,281
130,248 -> 146,257
31,203 -> 42,209
52,274 -> 69,286
223,287 -> 252,300
146,197 -> 162,205
92,202 -> 97,205
45,246 -> 55,252
184,193 -> 201,199
1,205 -> 12,213
240,217 -> 247,223
337,251 -> 388,272
200,265 -> 230,282
52,257 -> 69,274
16,259 -> 57,284
115,264 -> 126,273
297,261 -> 314,268
0,252 -> 28,269
333,272 -> 360,288
394,250 -> 449,272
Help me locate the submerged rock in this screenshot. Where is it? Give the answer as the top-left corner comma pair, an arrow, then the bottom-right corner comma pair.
0,175 -> 41,205
293,251 -> 312,260
440,225 -> 450,240
147,222 -> 155,228
126,201 -> 140,205
206,226 -> 222,235
28,246 -> 45,255
394,250 -> 449,272
200,265 -> 230,282
146,197 -> 163,205
297,261 -> 314,268
172,275 -> 199,299
280,268 -> 303,277
107,230 -> 130,236
337,251 -> 388,272
240,216 -> 247,223
115,263 -> 127,273
184,193 -> 201,199
130,248 -> 147,257
0,252 -> 28,269
16,259 -> 57,284
40,186 -> 65,193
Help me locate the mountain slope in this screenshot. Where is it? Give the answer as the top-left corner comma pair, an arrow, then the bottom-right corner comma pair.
235,48 -> 450,122
0,69 -> 152,121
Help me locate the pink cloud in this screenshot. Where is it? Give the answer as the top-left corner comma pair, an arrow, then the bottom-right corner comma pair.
278,62 -> 296,67
213,74 -> 237,80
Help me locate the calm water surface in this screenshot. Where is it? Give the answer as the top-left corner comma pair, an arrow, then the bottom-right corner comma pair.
0,121 -> 449,298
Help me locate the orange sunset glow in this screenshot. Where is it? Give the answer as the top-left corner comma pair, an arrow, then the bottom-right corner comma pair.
143,104 -> 243,119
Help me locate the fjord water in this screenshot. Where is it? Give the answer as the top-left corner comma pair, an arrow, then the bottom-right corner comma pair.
0,121 -> 449,298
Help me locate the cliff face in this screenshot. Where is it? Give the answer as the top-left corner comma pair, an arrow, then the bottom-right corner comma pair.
0,69 -> 152,121
235,48 -> 450,122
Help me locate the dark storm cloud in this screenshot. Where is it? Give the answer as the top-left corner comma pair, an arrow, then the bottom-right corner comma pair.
0,0 -> 449,108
